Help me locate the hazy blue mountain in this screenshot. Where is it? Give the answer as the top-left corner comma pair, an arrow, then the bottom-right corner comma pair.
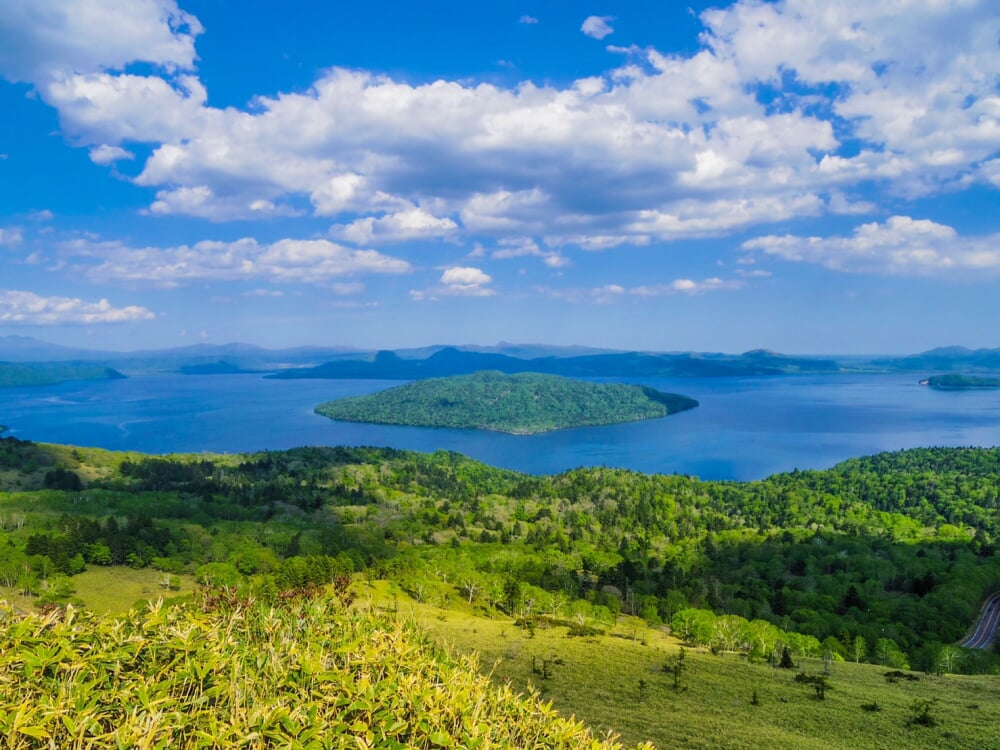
873,347 -> 1000,372
267,347 -> 841,380
0,362 -> 126,388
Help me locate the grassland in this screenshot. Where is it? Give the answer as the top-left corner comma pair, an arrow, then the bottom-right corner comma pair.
362,581 -> 1000,750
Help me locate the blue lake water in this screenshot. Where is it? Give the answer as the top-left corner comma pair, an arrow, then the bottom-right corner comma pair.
2,373 -> 1000,481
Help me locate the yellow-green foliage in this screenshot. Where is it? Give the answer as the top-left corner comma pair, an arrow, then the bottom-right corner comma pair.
0,595 -> 651,749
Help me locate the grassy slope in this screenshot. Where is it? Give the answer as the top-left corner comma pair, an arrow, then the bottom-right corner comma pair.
316,371 -> 697,434
364,582 -> 1000,750
0,592 -> 649,750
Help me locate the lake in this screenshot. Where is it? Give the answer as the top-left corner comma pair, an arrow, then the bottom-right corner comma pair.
2,373 -> 1000,481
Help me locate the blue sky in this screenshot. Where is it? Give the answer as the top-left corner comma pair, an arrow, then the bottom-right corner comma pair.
1,0 -> 998,354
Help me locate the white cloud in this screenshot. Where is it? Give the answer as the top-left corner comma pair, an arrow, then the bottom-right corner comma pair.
545,234 -> 650,251
440,266 -> 493,294
736,268 -> 772,278
147,186 -> 301,221
630,278 -> 744,296
3,0 -> 998,250
330,282 -> 365,295
0,290 -> 155,324
742,216 -> 1000,276
488,236 -> 568,267
581,16 -> 615,40
27,210 -> 54,222
543,284 -> 625,304
60,237 -> 412,286
519,15 -> 538,25
0,228 -> 23,245
330,207 -> 458,244
412,266 -> 495,300
627,194 -> 825,240
491,236 -> 541,260
89,144 -> 135,165
0,0 -> 201,83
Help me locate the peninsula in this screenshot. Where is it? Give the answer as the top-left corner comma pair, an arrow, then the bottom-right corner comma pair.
921,373 -> 1000,390
315,370 -> 698,434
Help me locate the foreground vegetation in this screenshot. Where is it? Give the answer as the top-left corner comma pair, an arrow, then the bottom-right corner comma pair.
315,370 -> 698,434
2,436 -> 1000,746
0,584 -> 649,749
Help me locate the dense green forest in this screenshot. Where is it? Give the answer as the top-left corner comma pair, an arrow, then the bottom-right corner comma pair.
1,436 -> 999,677
315,371 -> 698,434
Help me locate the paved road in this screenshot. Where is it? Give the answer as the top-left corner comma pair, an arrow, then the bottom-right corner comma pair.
961,591 -> 1000,649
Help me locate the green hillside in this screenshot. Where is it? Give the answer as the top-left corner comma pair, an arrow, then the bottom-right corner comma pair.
0,362 -> 126,388
2,436 -> 1000,747
315,371 -> 698,434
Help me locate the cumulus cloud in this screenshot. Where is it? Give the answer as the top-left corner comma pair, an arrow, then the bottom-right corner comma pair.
0,0 -> 201,83
742,216 -> 1000,276
60,237 -> 412,286
412,266 -> 495,300
3,0 -> 999,259
0,290 -> 155,324
330,207 -> 458,245
581,16 -> 615,40
440,266 -> 493,294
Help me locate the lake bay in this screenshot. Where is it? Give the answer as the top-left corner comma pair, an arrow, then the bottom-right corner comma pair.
3,373 -> 1000,481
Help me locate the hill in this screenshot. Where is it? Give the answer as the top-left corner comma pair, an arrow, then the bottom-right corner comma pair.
3,438 -> 1000,746
270,346 -> 841,380
0,362 -> 126,388
314,371 -> 699,434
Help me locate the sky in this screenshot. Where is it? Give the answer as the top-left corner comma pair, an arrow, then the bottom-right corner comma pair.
0,0 -> 998,354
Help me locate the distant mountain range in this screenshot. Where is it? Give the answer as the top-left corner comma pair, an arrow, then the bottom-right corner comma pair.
266,347 -> 840,380
3,335 -> 1000,385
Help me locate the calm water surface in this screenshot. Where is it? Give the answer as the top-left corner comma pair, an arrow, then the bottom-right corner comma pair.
3,373 -> 999,481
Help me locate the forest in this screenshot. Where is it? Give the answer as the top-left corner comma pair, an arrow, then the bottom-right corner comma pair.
315,371 -> 697,434
1,435 -> 998,677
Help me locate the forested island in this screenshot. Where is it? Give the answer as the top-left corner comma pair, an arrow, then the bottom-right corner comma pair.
922,373 -> 1000,390
315,371 -> 698,434
3,436 -> 1000,747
